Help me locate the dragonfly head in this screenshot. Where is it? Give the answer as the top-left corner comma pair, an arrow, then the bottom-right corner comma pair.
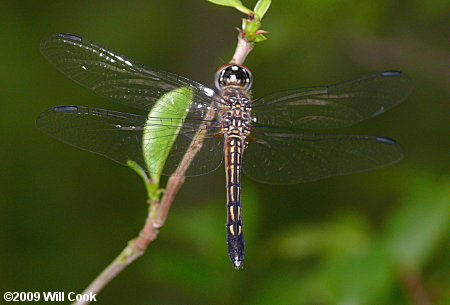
215,64 -> 252,91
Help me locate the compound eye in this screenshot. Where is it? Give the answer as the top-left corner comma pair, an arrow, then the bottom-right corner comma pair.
214,64 -> 231,90
234,65 -> 252,89
241,67 -> 253,90
214,64 -> 253,90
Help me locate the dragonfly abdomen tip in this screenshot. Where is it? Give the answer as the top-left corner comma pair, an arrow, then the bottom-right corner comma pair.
232,260 -> 243,269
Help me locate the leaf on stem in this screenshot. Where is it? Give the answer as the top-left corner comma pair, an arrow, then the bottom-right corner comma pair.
207,0 -> 253,15
142,87 -> 193,184
254,0 -> 271,19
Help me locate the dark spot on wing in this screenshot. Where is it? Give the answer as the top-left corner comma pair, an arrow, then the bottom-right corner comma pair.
376,136 -> 397,144
381,70 -> 402,77
58,33 -> 82,41
53,105 -> 79,112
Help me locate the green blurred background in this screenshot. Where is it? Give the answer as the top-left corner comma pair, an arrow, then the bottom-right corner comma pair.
1,0 -> 449,304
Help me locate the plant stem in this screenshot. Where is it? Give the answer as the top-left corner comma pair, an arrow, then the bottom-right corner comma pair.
230,29 -> 254,65
71,27 -> 254,305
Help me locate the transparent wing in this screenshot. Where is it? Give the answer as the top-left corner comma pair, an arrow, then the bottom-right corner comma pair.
243,128 -> 402,184
40,33 -> 222,118
251,71 -> 413,130
36,106 -> 223,176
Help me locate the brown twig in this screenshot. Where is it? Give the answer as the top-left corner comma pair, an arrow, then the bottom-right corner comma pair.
230,29 -> 254,65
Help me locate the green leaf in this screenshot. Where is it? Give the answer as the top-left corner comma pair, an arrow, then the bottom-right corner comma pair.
254,0 -> 271,19
142,87 -> 193,184
127,160 -> 149,183
252,33 -> 268,42
242,18 -> 261,34
207,0 -> 241,5
207,0 -> 253,15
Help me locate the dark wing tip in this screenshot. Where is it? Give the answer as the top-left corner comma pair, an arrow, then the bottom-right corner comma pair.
53,105 -> 79,112
381,70 -> 403,77
57,33 -> 83,41
36,105 -> 79,126
375,136 -> 398,144
40,33 -> 82,57
380,70 -> 413,101
40,33 -> 83,53
376,136 -> 404,163
41,33 -> 82,44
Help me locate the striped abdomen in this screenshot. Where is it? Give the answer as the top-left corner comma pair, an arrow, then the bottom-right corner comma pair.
224,135 -> 245,269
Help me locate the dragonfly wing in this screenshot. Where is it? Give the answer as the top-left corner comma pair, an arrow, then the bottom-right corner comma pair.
251,71 -> 412,130
243,128 -> 402,184
40,33 -> 222,118
36,106 -> 223,176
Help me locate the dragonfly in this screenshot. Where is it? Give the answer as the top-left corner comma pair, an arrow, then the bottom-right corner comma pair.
37,33 -> 412,269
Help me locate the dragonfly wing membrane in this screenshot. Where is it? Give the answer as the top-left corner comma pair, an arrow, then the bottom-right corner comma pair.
40,33 -> 222,118
243,129 -> 403,184
159,129 -> 223,176
251,71 -> 412,130
36,106 -> 223,176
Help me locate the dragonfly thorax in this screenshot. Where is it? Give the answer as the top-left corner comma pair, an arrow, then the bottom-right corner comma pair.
221,87 -> 253,137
